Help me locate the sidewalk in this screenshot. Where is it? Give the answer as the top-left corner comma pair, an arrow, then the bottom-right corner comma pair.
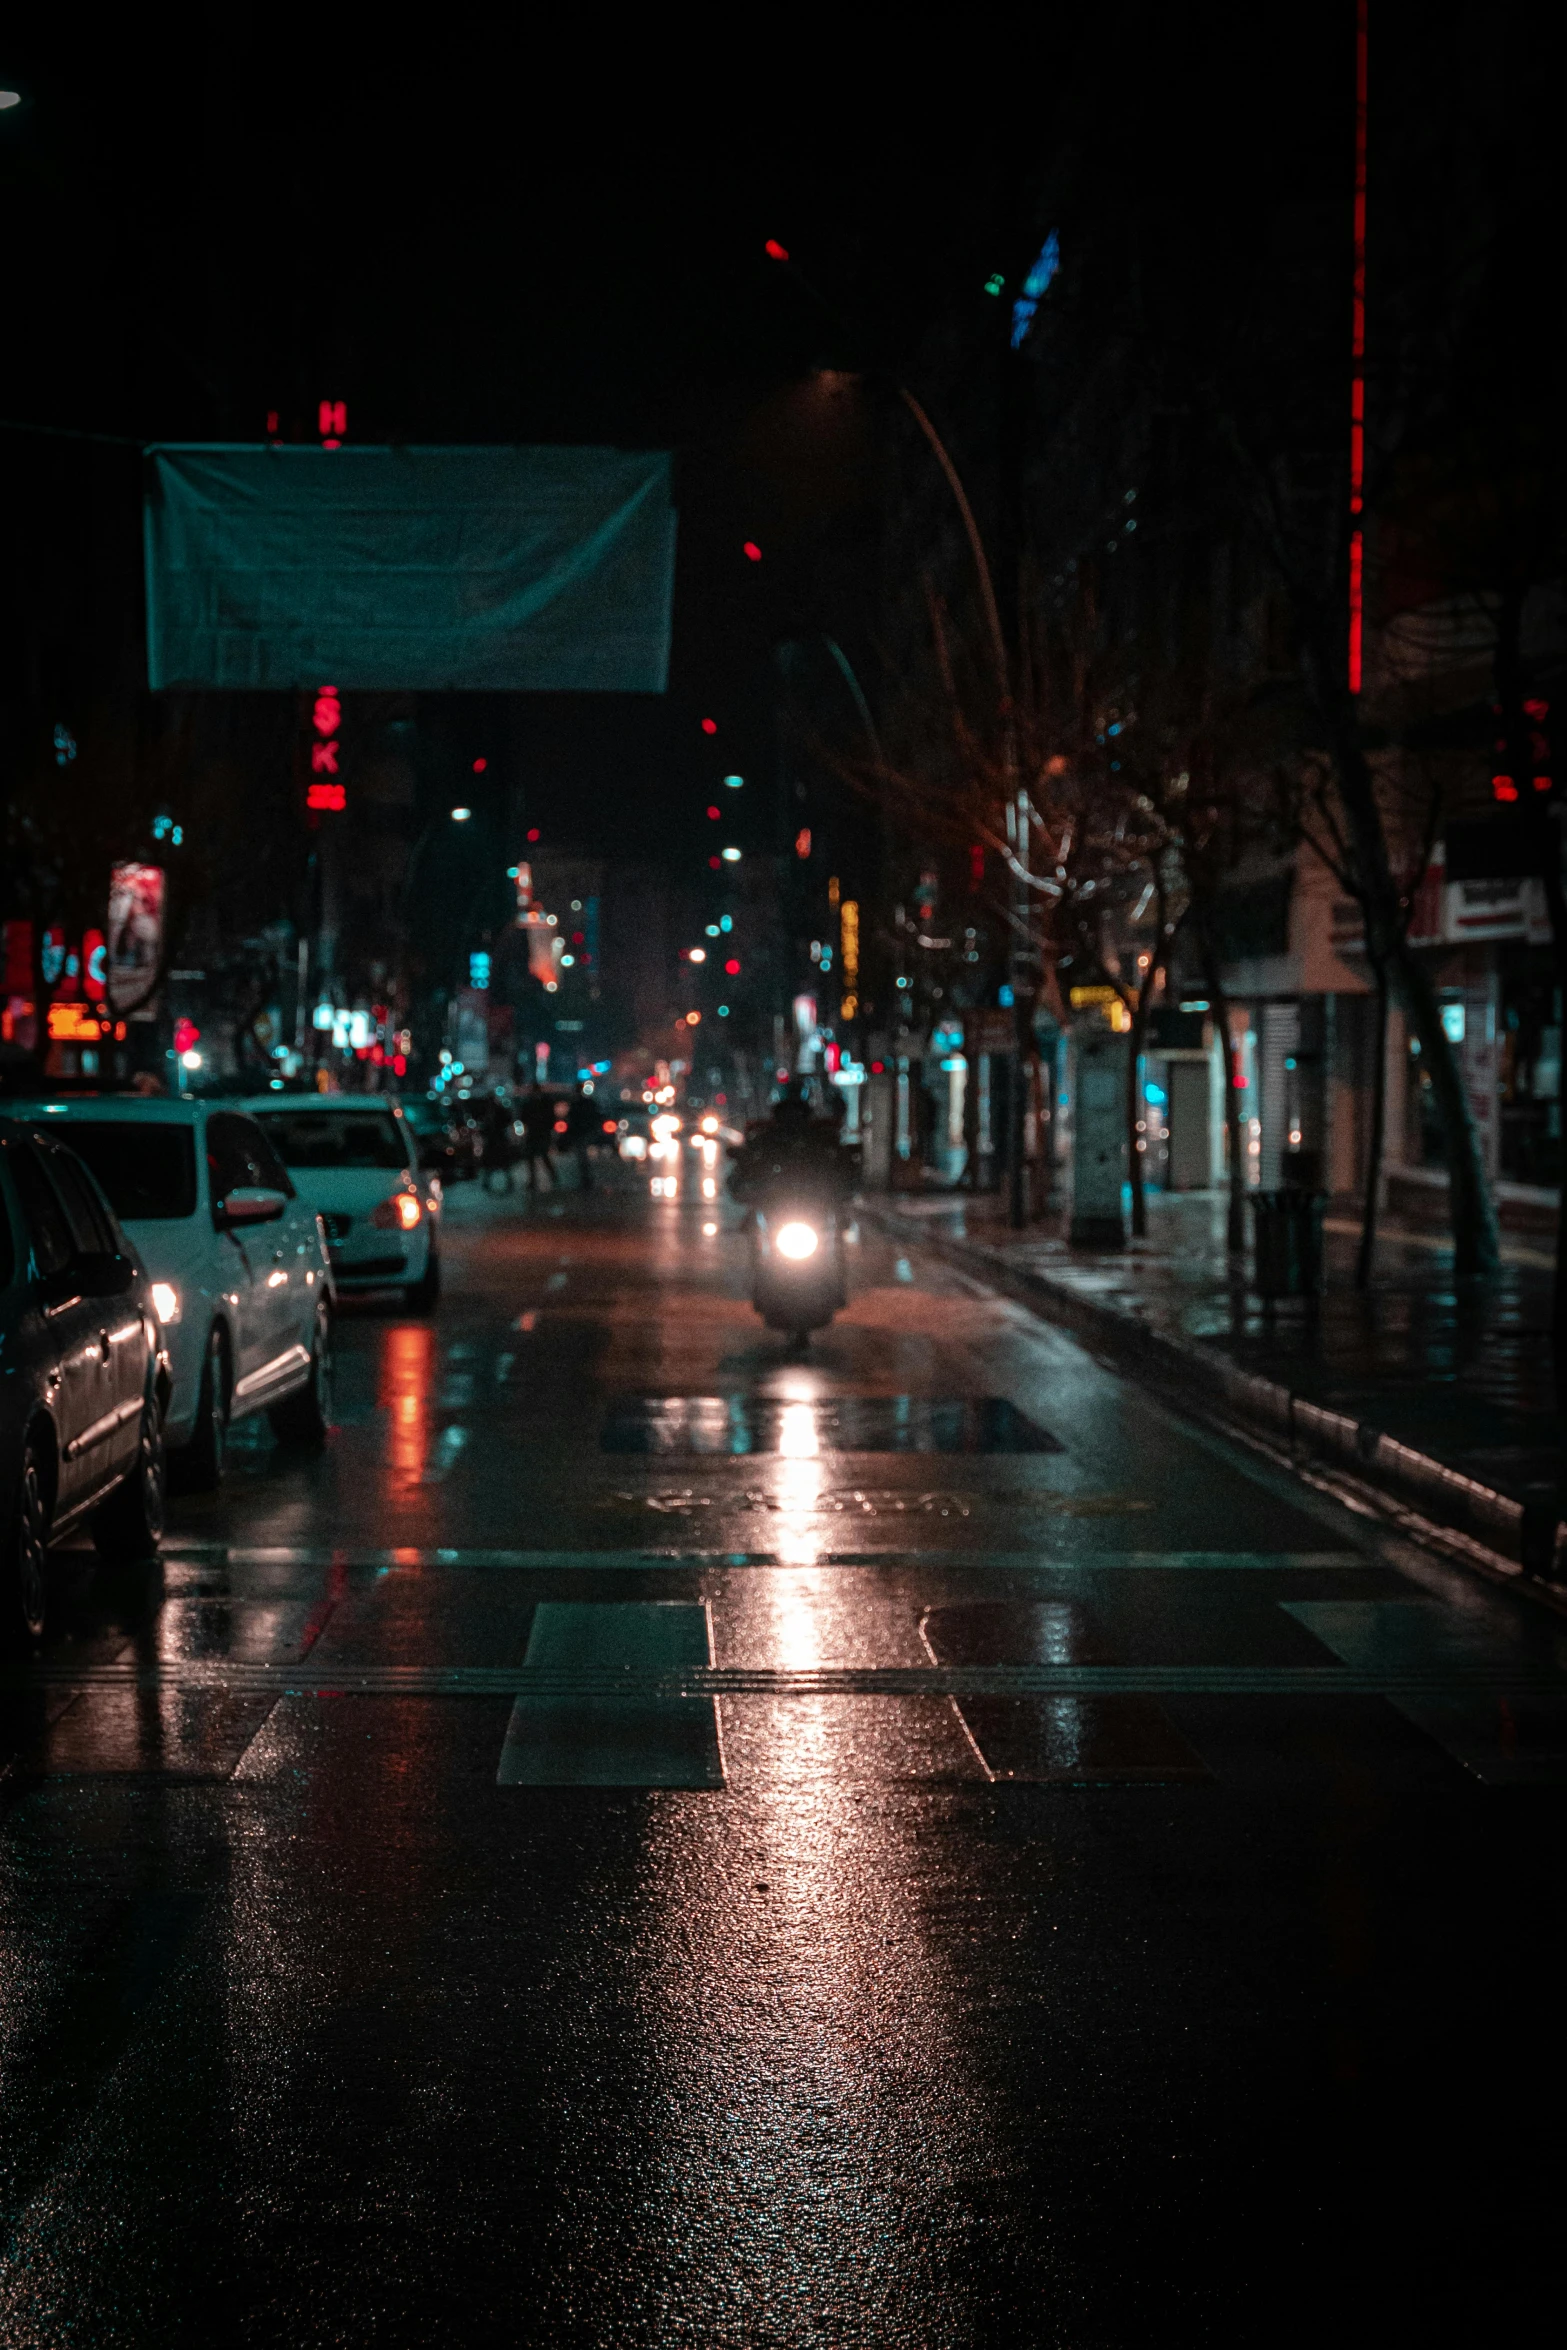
862,1186 -> 1566,1583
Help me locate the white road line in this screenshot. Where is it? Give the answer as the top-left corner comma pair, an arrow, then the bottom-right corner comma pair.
159,1546 -> 1370,1571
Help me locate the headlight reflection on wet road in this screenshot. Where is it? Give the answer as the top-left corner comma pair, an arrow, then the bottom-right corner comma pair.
621,1751 -> 1010,2335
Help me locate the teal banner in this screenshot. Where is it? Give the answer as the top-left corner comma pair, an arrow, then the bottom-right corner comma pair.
144,444 -> 676,692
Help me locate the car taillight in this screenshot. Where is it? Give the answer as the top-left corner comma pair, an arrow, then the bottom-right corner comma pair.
372,1193 -> 422,1232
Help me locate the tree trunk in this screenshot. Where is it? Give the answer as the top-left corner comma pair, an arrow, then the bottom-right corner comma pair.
1355,958 -> 1389,1291
1386,936 -> 1500,1275
1537,823 -> 1567,1366
1494,584 -> 1567,1357
1196,918 -> 1247,1253
1321,718 -> 1500,1276
1126,1004 -> 1148,1238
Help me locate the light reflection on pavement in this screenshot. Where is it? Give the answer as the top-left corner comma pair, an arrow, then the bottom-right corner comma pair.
0,1180 -> 1563,2344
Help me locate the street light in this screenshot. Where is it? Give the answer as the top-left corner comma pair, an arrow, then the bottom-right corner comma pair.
450,806 -> 472,822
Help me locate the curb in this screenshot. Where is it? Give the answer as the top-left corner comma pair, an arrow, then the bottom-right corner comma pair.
859,1201 -> 1567,1587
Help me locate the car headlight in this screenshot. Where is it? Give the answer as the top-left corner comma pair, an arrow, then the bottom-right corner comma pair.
372,1193 -> 422,1232
774,1221 -> 819,1261
150,1281 -> 181,1324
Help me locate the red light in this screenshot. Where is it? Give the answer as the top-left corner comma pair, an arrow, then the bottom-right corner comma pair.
701,718 -> 718,735
765,240 -> 790,261
307,781 -> 346,811
1492,776 -> 1519,801
969,844 -> 985,887
319,399 -> 347,437
266,410 -> 279,436
795,827 -> 811,858
472,757 -> 487,773
724,958 -> 740,976
743,541 -> 762,562
709,855 -> 721,870
870,1061 -> 885,1075
706,805 -> 720,820
173,1017 -> 201,1054
1534,775 -> 1554,793
527,827 -> 540,842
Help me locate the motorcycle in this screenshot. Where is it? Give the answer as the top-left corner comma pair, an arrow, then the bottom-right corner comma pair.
747,1196 -> 848,1343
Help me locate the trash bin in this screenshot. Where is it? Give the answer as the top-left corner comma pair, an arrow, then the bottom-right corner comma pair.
1250,1189 -> 1324,1300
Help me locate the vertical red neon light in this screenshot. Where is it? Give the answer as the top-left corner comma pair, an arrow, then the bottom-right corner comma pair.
1347,0 -> 1368,694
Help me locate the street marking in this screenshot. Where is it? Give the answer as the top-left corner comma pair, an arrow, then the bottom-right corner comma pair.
7,1663 -> 1563,1699
601,1396 -> 1061,1455
1284,1600 -> 1567,1785
496,1601 -> 724,1788
922,1602 -> 1211,1783
605,1489 -> 1153,1518
157,1546 -> 1369,1572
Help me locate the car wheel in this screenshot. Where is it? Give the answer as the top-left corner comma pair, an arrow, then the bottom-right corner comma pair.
5,1439 -> 50,1644
269,1299 -> 333,1445
405,1251 -> 441,1314
92,1390 -> 167,1563
180,1325 -> 229,1492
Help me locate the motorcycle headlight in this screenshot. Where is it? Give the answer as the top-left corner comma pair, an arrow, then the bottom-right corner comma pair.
774,1220 -> 819,1261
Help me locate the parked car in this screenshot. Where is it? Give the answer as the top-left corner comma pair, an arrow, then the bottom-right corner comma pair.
237,1095 -> 442,1311
400,1094 -> 483,1183
1,1096 -> 333,1488
0,1120 -> 171,1638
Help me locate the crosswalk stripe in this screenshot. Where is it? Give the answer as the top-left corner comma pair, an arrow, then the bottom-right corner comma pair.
1285,1600 -> 1567,1784
496,1601 -> 725,1788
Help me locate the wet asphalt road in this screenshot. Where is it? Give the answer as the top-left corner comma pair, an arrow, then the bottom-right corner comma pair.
3,1174 -> 1565,2345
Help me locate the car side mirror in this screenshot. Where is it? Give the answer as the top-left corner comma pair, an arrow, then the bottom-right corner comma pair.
215,1186 -> 289,1231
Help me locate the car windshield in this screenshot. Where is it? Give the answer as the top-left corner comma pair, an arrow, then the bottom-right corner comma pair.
55,1121 -> 199,1220
255,1110 -> 408,1170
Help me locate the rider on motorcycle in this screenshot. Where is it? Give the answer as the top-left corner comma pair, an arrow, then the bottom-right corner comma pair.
727,1080 -> 855,1217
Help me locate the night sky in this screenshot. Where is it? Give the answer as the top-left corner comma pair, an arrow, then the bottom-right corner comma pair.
5,7 -> 1470,871
1,23 -> 1084,864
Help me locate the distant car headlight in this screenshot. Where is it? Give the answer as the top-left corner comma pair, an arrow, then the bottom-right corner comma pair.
372,1193 -> 422,1231
774,1221 -> 819,1261
150,1282 -> 181,1324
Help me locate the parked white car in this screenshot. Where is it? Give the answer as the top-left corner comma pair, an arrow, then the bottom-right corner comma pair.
3,1097 -> 333,1485
236,1095 -> 441,1311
